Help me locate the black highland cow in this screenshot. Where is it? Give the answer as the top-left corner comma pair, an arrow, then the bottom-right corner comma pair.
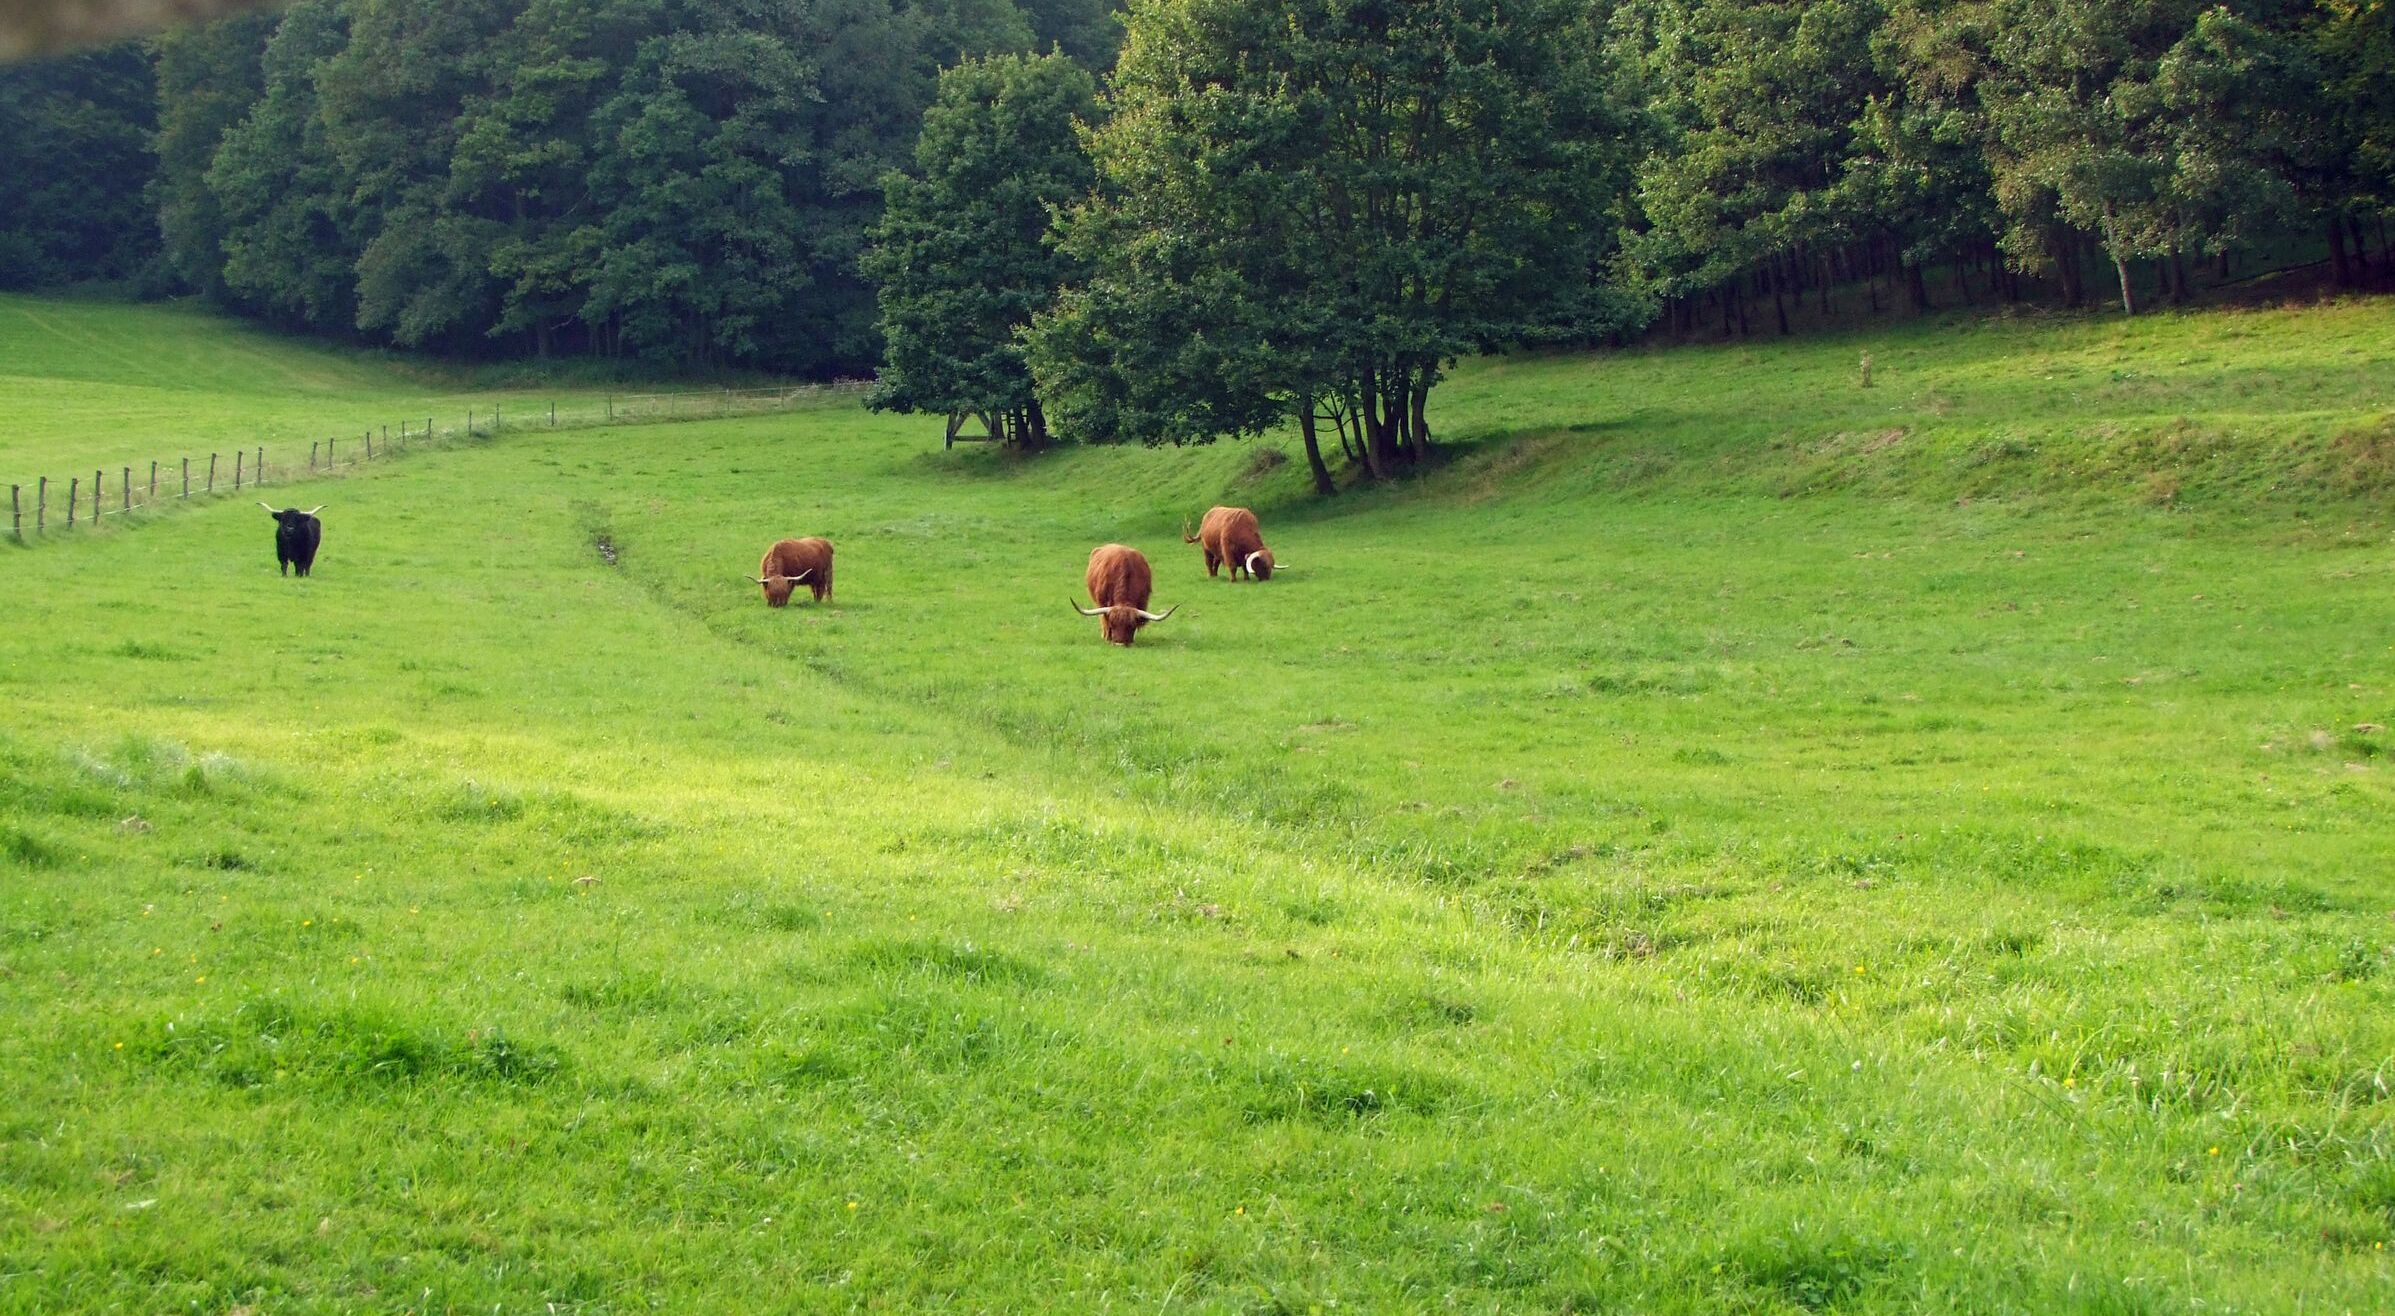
259,503 -> 324,577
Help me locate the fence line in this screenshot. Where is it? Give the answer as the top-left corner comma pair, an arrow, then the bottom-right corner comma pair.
6,380 -> 871,544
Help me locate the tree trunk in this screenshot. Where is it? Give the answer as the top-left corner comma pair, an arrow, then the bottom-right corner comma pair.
1406,373 -> 1432,454
1379,371 -> 1411,467
1904,258 -> 1930,312
1355,373 -> 1391,481
2111,248 -> 2136,316
1298,398 -> 1334,496
1027,397 -> 1050,448
1772,264 -> 1790,335
2169,247 -> 2188,304
2055,232 -> 2084,308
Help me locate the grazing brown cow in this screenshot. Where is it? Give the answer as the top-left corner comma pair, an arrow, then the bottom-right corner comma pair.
1074,543 -> 1178,645
751,537 -> 834,606
1182,505 -> 1284,581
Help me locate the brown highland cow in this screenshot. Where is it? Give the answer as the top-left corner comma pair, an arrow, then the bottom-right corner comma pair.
752,537 -> 834,606
1183,505 -> 1284,580
1075,544 -> 1178,645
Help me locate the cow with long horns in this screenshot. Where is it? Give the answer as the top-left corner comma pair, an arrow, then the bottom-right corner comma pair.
258,503 -> 323,577
1183,505 -> 1284,581
1074,544 -> 1177,645
752,537 -> 834,606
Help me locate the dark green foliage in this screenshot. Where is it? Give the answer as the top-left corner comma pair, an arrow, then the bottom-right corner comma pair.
864,52 -> 1098,446
205,0 -> 361,331
150,11 -> 274,301
0,43 -> 157,288
8,0 -> 1124,372
1031,0 -> 1639,486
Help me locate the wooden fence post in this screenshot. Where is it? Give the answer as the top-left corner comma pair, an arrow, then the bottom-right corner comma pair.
181,459 -> 189,499
364,429 -> 372,460
606,396 -> 613,422
310,440 -> 319,470
468,409 -> 475,435
207,454 -> 216,493
149,461 -> 157,500
9,483 -> 19,541
495,402 -> 502,431
37,476 -> 46,531
95,470 -> 102,519
329,437 -> 337,467
235,450 -> 245,490
122,467 -> 130,512
256,447 -> 263,486
550,401 -> 556,426
67,477 -> 78,528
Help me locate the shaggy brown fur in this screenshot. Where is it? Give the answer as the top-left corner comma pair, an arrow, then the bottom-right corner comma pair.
1183,505 -> 1275,580
757,537 -> 834,606
1079,543 -> 1176,645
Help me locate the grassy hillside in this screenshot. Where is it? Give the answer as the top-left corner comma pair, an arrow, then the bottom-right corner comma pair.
2,297 -> 2392,1311
0,293 -> 712,486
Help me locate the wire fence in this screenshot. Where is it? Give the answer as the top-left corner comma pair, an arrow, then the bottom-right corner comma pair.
7,380 -> 871,544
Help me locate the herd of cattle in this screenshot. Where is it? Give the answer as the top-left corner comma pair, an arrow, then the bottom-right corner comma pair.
749,504 -> 1287,646
264,500 -> 1283,646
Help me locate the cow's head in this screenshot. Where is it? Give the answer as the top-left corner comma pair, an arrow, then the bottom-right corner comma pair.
259,502 -> 322,530
1073,600 -> 1176,646
751,569 -> 812,607
1243,548 -> 1280,581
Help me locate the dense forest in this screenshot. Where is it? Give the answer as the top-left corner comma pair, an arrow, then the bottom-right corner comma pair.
0,0 -> 2389,386
1,0 -> 1117,374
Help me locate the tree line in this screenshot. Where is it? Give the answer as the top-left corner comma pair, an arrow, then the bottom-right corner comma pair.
867,0 -> 2392,490
0,0 -> 2389,456
0,0 -> 1117,375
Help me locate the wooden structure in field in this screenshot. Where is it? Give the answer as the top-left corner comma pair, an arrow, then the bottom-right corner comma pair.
944,411 -> 1004,450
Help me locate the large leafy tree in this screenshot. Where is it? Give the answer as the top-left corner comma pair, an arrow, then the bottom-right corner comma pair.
151,11 -> 275,301
1619,0 -> 1886,328
0,42 -> 158,289
1032,0 -> 1637,489
207,0 -> 361,332
1976,0 -> 2315,313
864,51 -> 1098,447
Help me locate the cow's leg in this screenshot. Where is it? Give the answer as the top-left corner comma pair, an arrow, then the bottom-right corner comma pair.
1205,551 -> 1220,577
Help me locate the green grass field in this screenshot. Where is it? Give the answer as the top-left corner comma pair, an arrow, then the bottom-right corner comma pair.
0,293 -> 756,488
3,294 -> 2393,1312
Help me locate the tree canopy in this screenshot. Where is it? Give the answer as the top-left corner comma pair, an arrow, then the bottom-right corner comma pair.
0,0 -> 2388,397
864,51 -> 1099,446
1029,0 -> 1641,487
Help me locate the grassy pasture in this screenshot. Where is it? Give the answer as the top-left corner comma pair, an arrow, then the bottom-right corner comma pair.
0,293 -> 692,486
2,297 -> 2393,1311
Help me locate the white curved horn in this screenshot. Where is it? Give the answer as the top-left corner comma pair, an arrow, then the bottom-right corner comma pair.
258,501 -> 278,514
303,506 -> 324,516
1245,551 -> 1263,575
1134,603 -> 1179,622
1073,600 -> 1105,617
